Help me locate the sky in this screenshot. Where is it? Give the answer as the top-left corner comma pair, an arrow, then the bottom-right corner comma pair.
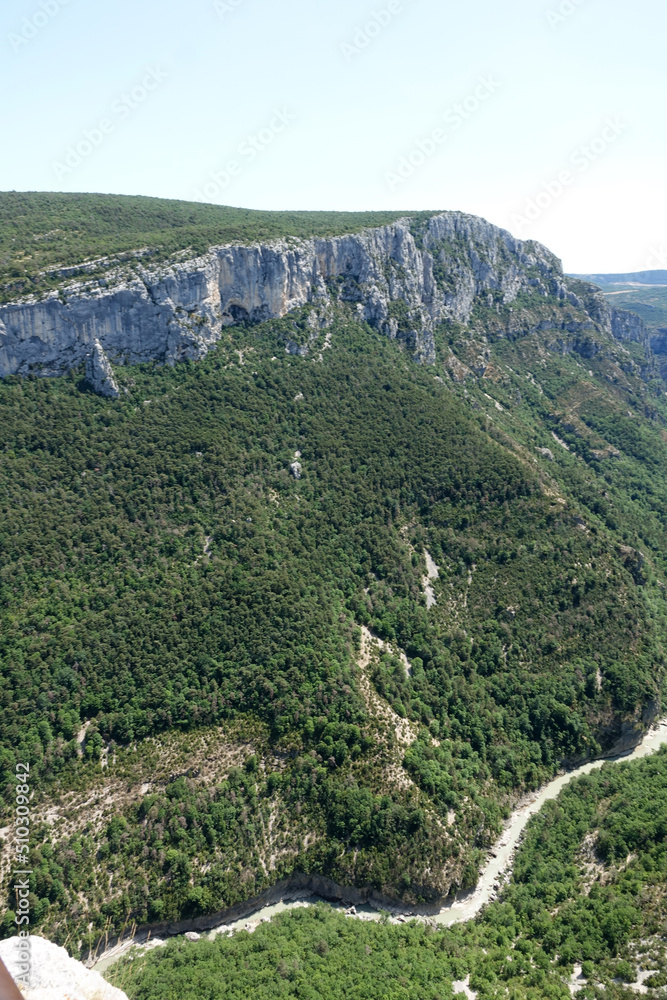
0,0 -> 664,273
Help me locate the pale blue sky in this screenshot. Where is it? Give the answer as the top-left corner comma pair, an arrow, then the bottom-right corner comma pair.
1,0 -> 664,272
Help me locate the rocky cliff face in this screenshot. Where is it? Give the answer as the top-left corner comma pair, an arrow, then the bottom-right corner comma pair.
611,307 -> 651,346
0,211 -> 645,390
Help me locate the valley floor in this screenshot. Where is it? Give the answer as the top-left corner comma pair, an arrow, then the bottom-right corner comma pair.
92,718 -> 667,975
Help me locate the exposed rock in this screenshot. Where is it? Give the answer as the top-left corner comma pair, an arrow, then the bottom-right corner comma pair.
285,340 -> 309,357
619,544 -> 646,585
0,212 -> 598,379
589,698 -> 660,761
563,281 -> 660,376
422,549 -> 440,609
536,447 -> 555,461
444,349 -> 474,382
0,935 -> 127,1000
452,974 -> 478,1000
1,211 -> 655,390
290,462 -> 303,480
650,328 -> 667,356
85,339 -> 120,397
184,931 -> 201,942
611,307 -> 650,347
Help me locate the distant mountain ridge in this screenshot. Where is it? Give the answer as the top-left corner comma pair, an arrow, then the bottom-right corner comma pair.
572,269 -> 667,286
570,269 -> 667,335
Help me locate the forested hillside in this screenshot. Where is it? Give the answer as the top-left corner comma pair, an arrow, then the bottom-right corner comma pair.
109,747 -> 667,1000
2,197 -> 667,961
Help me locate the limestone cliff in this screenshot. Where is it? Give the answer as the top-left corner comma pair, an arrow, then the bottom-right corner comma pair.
611,307 -> 651,347
0,212 -> 645,381
85,339 -> 121,398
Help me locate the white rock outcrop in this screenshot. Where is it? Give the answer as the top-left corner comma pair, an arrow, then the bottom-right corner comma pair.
422,549 -> 440,609
85,339 -> 120,398
0,212 -> 587,379
0,936 -> 128,1000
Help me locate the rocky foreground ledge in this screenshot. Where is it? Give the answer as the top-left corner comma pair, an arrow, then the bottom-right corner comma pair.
0,936 -> 127,1000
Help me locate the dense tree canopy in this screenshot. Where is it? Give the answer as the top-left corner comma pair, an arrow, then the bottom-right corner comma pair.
2,305 -> 665,945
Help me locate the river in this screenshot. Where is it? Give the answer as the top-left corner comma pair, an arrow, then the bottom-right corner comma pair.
94,719 -> 667,973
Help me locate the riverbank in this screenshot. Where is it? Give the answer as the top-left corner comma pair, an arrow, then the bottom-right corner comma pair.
92,718 -> 667,973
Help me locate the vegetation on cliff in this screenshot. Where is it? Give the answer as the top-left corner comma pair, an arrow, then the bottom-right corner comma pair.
0,191 -> 418,303
2,195 -> 667,956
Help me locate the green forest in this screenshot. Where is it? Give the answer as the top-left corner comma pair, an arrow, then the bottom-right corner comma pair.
2,292 -> 667,947
2,196 -> 667,980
